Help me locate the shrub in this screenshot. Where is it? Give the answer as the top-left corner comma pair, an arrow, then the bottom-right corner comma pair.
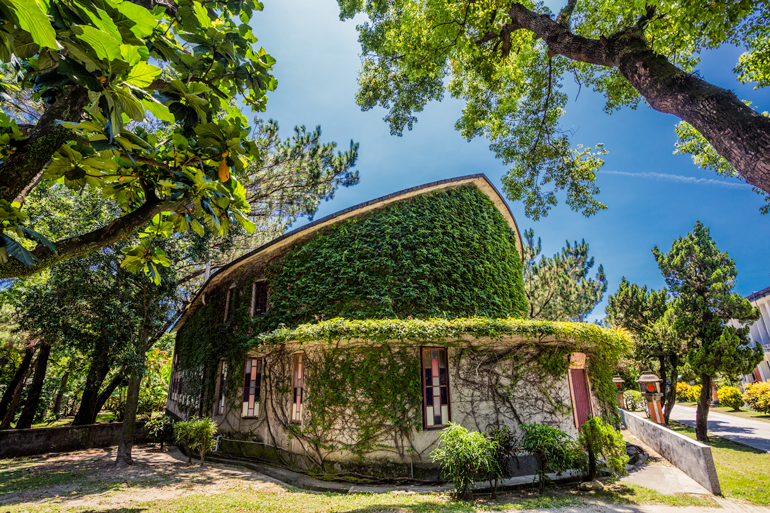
431,423 -> 500,500
686,384 -> 703,403
744,382 -> 770,414
623,390 -> 643,411
578,417 -> 629,481
486,425 -> 521,496
520,423 -> 585,494
145,415 -> 175,451
676,382 -> 690,401
174,418 -> 218,466
717,386 -> 744,411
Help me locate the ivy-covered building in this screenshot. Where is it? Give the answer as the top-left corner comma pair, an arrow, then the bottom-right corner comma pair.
167,174 -> 627,479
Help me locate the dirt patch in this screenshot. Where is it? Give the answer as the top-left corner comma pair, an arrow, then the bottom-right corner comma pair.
1,444 -> 286,511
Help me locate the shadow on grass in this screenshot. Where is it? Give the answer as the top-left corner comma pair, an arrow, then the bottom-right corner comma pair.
0,445 -> 247,508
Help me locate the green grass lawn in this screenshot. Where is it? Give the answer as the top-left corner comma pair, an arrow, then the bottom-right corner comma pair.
677,401 -> 770,424
114,484 -> 715,513
0,445 -> 717,513
1,484 -> 716,513
669,421 -> 770,505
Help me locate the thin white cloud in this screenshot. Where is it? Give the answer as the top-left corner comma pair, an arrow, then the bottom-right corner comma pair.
601,170 -> 750,189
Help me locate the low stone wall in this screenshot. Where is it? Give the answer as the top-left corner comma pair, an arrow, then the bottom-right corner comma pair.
0,421 -> 147,459
620,410 -> 720,494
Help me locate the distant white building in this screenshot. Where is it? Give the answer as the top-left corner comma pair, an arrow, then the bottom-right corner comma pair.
739,286 -> 770,384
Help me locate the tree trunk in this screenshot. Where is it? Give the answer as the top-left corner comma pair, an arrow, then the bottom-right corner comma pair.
0,345 -> 35,421
115,308 -> 177,466
15,342 -> 51,429
695,373 -> 712,442
73,353 -> 111,425
587,444 -> 597,481
663,356 -> 679,424
0,86 -> 89,203
115,366 -> 143,467
52,372 -> 70,417
93,367 -> 127,420
615,43 -> 770,193
1,362 -> 34,429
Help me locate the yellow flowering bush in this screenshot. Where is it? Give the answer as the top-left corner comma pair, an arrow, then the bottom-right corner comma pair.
717,386 -> 744,411
744,382 -> 770,414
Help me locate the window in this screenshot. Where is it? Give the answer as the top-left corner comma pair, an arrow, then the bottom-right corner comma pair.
224,286 -> 237,321
291,353 -> 304,423
251,281 -> 268,317
216,362 -> 227,415
242,358 -> 262,418
422,347 -> 450,428
226,288 -> 236,321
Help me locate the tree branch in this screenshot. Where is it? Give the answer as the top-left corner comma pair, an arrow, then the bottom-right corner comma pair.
555,0 -> 578,29
492,3 -> 770,193
0,196 -> 192,279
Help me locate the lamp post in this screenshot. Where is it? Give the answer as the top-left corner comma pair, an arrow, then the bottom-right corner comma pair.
612,376 -> 625,409
636,371 -> 665,424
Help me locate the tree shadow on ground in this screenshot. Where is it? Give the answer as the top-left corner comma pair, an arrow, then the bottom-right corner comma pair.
1,444 -> 286,510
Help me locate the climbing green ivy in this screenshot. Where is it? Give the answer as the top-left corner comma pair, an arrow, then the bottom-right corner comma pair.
263,185 -> 527,325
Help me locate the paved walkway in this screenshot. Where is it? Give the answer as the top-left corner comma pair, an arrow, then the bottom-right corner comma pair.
669,404 -> 770,452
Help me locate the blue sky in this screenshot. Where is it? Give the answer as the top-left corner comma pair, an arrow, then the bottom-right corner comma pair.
252,1 -> 770,321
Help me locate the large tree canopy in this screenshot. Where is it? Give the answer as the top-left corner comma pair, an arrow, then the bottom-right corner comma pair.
338,0 -> 770,219
0,0 -> 276,278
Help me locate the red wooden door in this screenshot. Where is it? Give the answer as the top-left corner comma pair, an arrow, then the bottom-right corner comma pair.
570,368 -> 591,427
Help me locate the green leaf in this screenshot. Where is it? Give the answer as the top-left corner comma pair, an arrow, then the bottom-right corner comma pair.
75,25 -> 121,61
190,218 -> 204,236
124,61 -> 161,88
112,87 -> 145,122
114,1 -> 157,38
0,233 -> 39,266
120,44 -> 144,66
1,0 -> 58,50
120,255 -> 144,273
192,1 -> 211,29
141,98 -> 174,122
232,209 -> 255,234
18,226 -> 55,251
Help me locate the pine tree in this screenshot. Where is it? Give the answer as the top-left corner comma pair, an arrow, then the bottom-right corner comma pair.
653,222 -> 761,441
605,279 -> 682,423
523,229 -> 607,321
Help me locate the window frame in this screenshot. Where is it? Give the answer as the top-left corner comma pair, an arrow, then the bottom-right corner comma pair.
567,352 -> 593,428
251,280 -> 269,317
216,360 -> 227,416
291,353 -> 304,424
421,346 -> 451,430
241,357 -> 262,419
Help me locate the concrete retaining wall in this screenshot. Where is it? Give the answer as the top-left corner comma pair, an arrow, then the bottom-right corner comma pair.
620,410 -> 720,494
0,421 -> 147,459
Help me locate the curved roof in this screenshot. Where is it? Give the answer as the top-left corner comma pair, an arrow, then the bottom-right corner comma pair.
172,174 -> 523,332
